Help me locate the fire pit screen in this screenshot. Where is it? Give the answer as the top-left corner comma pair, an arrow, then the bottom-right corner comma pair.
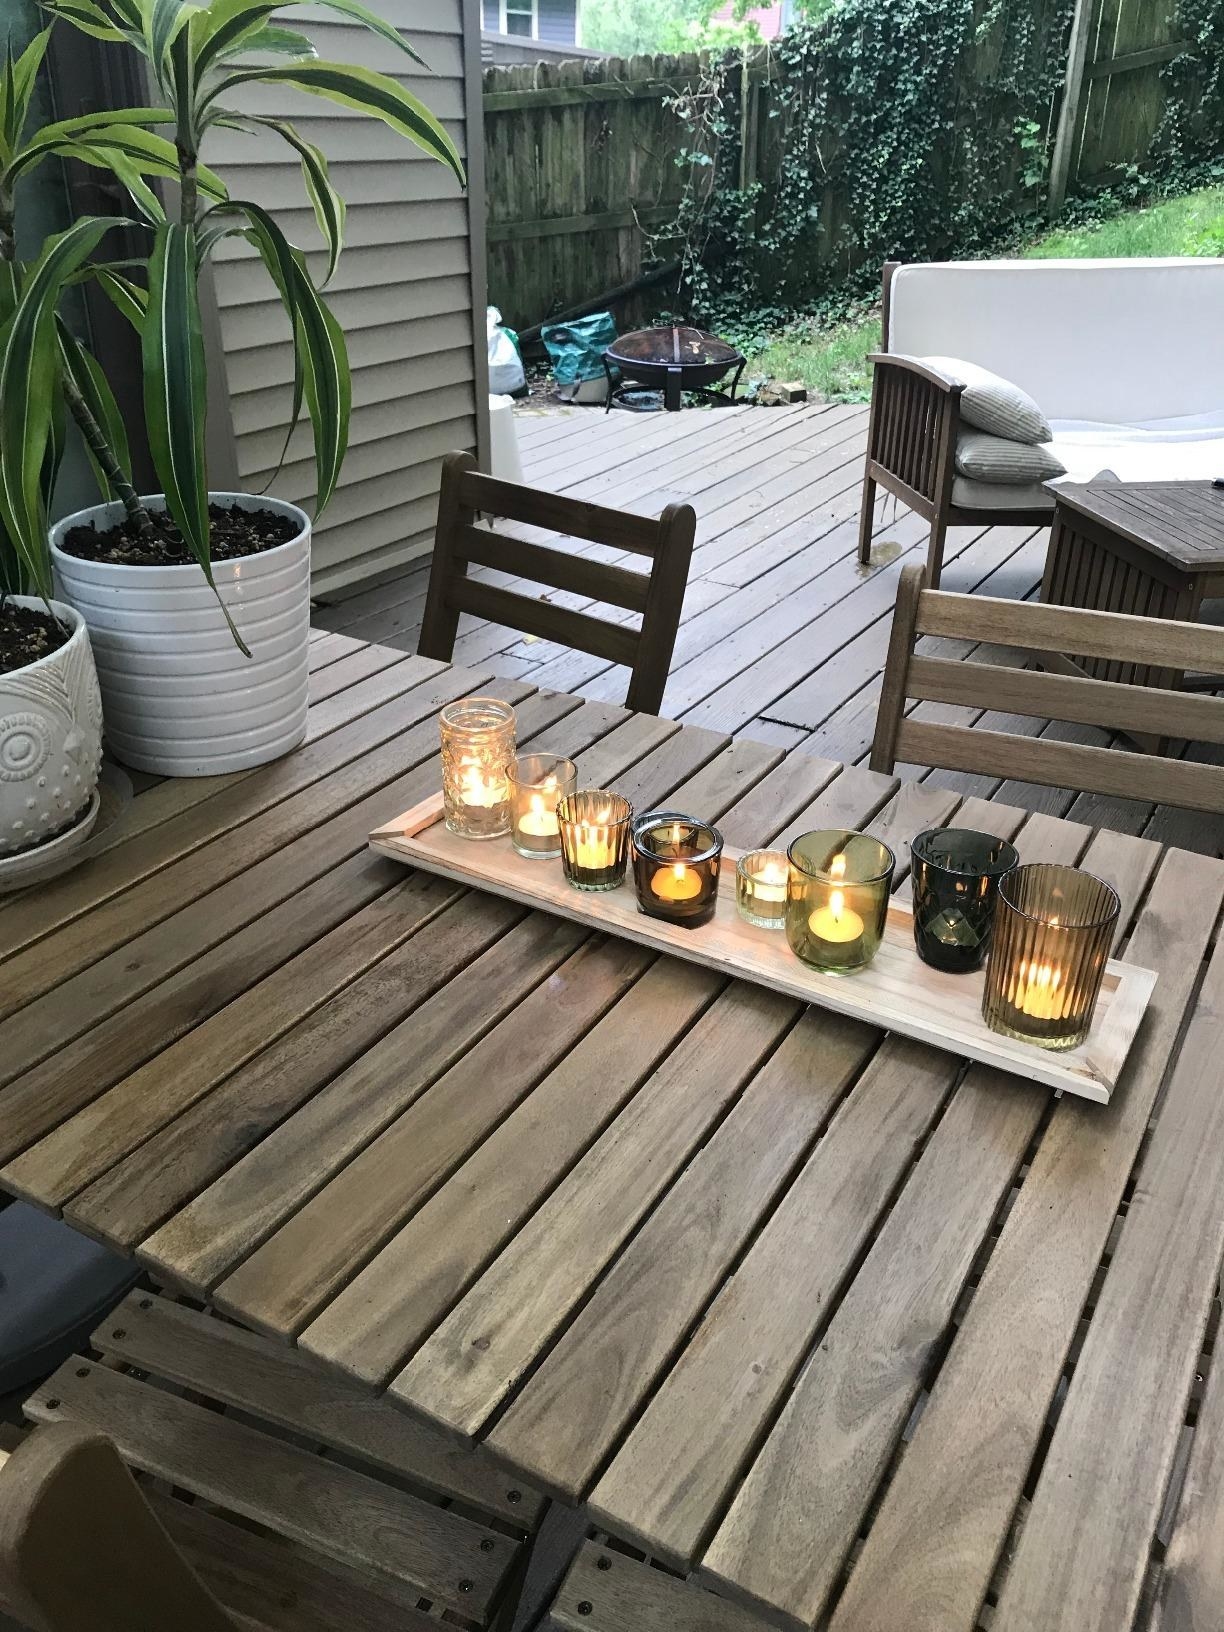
603,325 -> 746,412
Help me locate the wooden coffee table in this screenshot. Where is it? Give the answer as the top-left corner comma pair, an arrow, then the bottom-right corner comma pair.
1042,480 -> 1224,696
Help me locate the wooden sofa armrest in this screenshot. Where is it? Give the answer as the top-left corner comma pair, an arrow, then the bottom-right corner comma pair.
865,352 -> 963,509
867,352 -> 967,394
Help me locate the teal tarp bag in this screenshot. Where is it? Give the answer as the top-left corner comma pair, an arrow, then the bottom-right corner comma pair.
541,313 -> 618,386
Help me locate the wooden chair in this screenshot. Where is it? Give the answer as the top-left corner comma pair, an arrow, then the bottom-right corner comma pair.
419,451 -> 696,715
871,565 -> 1224,813
548,1538 -> 770,1632
3,1290 -> 546,1632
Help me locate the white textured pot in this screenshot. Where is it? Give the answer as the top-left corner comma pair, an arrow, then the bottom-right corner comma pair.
51,492 -> 311,777
0,597 -> 103,867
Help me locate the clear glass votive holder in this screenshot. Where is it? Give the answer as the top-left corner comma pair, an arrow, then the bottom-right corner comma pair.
786,829 -> 895,974
910,828 -> 1019,974
735,849 -> 789,929
982,863 -> 1120,1050
439,696 -> 516,840
631,811 -> 723,929
557,791 -> 632,891
508,753 -> 577,859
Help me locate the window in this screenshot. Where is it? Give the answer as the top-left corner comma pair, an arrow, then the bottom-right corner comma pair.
501,0 -> 536,36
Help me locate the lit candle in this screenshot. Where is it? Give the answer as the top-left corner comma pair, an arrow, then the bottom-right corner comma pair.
807,854 -> 865,944
558,791 -> 632,890
651,862 -> 703,902
787,831 -> 895,973
749,858 -> 788,904
459,761 -> 507,808
1016,958 -> 1064,1020
440,696 -> 516,839
574,809 -> 614,871
736,849 -> 790,929
517,785 -> 560,839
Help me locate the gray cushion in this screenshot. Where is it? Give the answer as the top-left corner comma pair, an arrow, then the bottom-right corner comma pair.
923,354 -> 1053,443
955,430 -> 1066,485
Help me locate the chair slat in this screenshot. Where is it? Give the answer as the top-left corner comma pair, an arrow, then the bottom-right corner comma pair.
448,578 -> 642,667
907,655 -> 1224,748
24,1360 -> 517,1621
550,1540 -> 770,1632
459,524 -> 651,613
895,720 -> 1224,815
915,588 -> 1224,677
458,469 -> 663,556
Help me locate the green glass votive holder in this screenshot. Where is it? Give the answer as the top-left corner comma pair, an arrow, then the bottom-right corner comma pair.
786,829 -> 895,974
557,791 -> 632,891
910,828 -> 1018,974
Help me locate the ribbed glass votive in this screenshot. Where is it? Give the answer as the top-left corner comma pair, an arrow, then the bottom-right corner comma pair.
735,849 -> 789,929
508,753 -> 577,859
786,830 -> 895,974
631,811 -> 723,929
982,863 -> 1119,1050
910,828 -> 1019,974
439,696 -> 516,840
557,791 -> 632,891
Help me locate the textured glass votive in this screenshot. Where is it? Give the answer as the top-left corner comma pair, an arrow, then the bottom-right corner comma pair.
508,754 -> 577,859
557,791 -> 632,891
982,864 -> 1119,1050
439,696 -> 516,840
631,811 -> 723,929
736,850 -> 789,929
786,830 -> 895,974
910,828 -> 1019,974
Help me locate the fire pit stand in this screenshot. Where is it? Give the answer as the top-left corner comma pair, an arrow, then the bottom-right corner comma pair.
603,324 -> 746,412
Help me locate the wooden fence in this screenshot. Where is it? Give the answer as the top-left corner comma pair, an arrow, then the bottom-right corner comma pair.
484,0 -> 1212,335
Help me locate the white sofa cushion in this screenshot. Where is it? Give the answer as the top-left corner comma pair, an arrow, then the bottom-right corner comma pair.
922,355 -> 1052,442
956,431 -> 1066,485
889,258 -> 1224,423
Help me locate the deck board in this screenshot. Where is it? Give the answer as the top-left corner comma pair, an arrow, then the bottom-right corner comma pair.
313,404 -> 1224,857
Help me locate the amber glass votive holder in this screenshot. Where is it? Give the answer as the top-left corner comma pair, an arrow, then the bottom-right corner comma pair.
557,791 -> 632,891
786,830 -> 895,974
508,753 -> 577,860
631,812 -> 723,929
982,863 -> 1119,1050
910,828 -> 1019,974
439,696 -> 516,840
735,850 -> 789,929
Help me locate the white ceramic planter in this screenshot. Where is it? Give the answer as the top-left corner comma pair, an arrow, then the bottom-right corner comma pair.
0,597 -> 103,870
51,492 -> 311,777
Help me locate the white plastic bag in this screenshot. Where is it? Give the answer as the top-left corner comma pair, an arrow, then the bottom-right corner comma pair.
487,306 -> 526,397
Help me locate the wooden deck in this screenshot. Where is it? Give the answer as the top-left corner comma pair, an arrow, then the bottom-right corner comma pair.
313,401 -> 1224,858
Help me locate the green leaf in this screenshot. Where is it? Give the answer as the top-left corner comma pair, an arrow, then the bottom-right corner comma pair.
206,60 -> 464,185
37,0 -> 133,42
194,0 -> 424,75
147,0 -> 196,71
12,120 -> 226,202
56,316 -> 133,500
92,265 -> 148,326
233,22 -> 316,56
219,112 -> 344,282
142,221 -> 209,565
283,0 -> 427,66
0,217 -> 120,598
0,27 -> 52,160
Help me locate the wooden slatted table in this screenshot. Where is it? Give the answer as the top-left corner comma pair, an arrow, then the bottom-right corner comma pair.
3,634 -> 1224,1632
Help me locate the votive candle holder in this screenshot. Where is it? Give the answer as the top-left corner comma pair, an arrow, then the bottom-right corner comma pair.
557,791 -> 632,890
786,829 -> 895,974
508,753 -> 577,859
735,849 -> 789,929
439,696 -> 516,840
982,863 -> 1119,1050
631,811 -> 723,928
910,828 -> 1018,974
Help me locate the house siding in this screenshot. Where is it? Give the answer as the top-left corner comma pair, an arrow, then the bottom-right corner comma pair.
200,0 -> 488,593
482,0 -> 578,42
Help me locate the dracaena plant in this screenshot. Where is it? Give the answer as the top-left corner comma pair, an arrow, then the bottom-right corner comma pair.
0,0 -> 464,647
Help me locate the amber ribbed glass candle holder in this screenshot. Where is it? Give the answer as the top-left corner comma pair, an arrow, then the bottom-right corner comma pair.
631,812 -> 723,929
439,696 -> 516,840
557,791 -> 632,891
508,753 -> 577,859
982,864 -> 1119,1050
786,830 -> 895,974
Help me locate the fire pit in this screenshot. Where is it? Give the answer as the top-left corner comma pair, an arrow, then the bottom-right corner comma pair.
603,325 -> 746,412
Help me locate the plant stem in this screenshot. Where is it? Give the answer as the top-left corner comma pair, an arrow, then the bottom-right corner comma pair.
60,365 -> 156,537
179,146 -> 199,229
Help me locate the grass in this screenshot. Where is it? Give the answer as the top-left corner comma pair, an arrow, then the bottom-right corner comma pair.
744,183 -> 1224,404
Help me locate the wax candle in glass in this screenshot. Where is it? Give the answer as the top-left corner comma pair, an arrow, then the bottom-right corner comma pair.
557,791 -> 632,890
631,812 -> 723,928
982,863 -> 1119,1050
786,830 -> 895,973
735,849 -> 789,929
508,753 -> 577,859
910,828 -> 1019,974
439,696 -> 516,840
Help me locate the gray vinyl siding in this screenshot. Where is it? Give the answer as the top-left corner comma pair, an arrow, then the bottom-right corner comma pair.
200,0 -> 488,593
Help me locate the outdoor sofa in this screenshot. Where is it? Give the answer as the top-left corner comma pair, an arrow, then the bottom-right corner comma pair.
858,256 -> 1224,584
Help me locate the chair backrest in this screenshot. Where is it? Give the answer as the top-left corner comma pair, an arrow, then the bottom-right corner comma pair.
418,451 -> 696,715
871,564 -> 1224,815
0,1425 -> 239,1632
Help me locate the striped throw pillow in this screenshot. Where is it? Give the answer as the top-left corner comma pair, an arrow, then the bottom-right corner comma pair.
922,355 -> 1053,444
955,431 -> 1067,485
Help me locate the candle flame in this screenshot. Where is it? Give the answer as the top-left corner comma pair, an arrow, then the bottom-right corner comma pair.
830,888 -> 845,920
671,863 -> 687,881
759,860 -> 788,887
529,792 -> 546,817
670,823 -> 683,844
543,774 -> 557,793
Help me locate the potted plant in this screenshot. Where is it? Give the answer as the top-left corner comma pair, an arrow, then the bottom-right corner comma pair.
3,0 -> 464,776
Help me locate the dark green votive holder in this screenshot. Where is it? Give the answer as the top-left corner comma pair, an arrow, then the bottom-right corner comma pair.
910,828 -> 1018,974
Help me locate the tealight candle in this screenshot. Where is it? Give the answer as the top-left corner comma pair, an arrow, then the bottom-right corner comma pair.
508,753 -> 577,860
983,864 -> 1119,1050
631,811 -> 723,928
558,791 -> 632,891
439,696 -> 516,840
735,849 -> 790,929
786,830 -> 895,973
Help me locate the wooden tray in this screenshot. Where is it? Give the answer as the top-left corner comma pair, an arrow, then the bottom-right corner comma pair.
371,793 -> 1157,1104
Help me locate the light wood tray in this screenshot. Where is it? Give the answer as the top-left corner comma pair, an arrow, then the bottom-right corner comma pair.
371,793 -> 1157,1104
